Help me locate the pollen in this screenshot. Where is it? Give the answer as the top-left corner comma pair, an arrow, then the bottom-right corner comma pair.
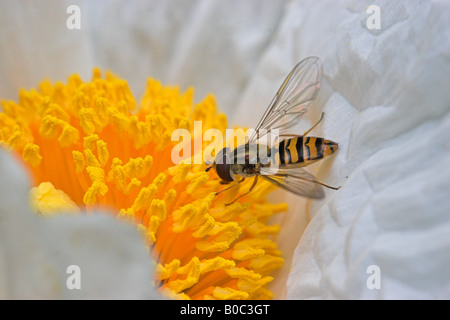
0,68 -> 287,300
30,182 -> 80,216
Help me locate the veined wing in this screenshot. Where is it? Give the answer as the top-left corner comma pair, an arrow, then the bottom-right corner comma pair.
249,57 -> 322,143
260,166 -> 325,199
229,143 -> 271,165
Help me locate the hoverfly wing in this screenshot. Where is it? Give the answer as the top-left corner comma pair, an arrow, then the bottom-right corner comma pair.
231,143 -> 248,165
230,143 -> 270,165
260,167 -> 325,199
249,57 -> 322,144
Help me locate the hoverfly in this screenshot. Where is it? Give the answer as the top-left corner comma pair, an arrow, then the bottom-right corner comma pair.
206,57 -> 340,205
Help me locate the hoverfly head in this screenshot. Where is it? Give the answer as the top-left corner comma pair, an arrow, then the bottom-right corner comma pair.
211,147 -> 234,182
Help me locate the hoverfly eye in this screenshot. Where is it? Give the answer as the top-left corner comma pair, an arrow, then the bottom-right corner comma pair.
215,163 -> 233,182
222,151 -> 228,165
215,147 -> 231,165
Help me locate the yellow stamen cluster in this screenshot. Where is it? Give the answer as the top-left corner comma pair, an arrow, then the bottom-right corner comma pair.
0,68 -> 288,299
30,182 -> 80,216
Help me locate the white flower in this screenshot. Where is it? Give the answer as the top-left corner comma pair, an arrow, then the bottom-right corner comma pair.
0,0 -> 449,299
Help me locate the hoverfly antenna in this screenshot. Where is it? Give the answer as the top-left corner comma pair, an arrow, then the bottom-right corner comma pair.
205,166 -> 213,172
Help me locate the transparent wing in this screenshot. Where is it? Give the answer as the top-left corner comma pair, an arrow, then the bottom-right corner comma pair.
260,167 -> 325,199
229,143 -> 271,165
249,57 -> 322,143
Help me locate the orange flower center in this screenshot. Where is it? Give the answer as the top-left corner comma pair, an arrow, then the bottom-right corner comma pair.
0,68 -> 287,299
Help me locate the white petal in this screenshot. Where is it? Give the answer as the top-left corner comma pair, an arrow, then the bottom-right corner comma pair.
0,148 -> 159,299
0,1 -> 94,100
234,0 -> 450,299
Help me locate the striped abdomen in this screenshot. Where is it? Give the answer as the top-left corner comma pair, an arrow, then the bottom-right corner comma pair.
271,137 -> 338,167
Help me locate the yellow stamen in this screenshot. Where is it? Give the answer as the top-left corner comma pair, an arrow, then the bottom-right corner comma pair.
0,68 -> 288,300
23,143 -> 43,167
209,287 -> 249,300
30,182 -> 80,216
72,151 -> 86,173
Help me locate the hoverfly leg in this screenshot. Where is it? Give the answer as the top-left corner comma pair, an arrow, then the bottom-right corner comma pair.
304,112 -> 325,137
299,175 -> 340,190
216,177 -> 245,195
315,180 -> 341,190
225,175 -> 259,206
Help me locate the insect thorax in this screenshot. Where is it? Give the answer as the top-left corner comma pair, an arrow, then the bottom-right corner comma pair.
231,162 -> 260,177
229,143 -> 271,177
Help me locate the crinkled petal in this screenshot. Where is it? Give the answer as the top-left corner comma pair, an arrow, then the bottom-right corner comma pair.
231,0 -> 450,299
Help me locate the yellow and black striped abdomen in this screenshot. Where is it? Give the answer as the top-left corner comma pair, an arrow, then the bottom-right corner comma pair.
271,136 -> 338,167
